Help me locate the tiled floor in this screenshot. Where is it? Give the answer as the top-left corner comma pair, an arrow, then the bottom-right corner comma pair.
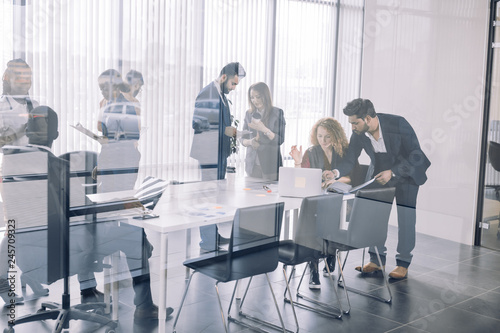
2,225 -> 500,333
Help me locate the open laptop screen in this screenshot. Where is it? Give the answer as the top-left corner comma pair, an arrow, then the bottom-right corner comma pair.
278,167 -> 323,198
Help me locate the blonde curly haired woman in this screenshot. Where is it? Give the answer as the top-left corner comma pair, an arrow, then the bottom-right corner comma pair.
289,117 -> 352,289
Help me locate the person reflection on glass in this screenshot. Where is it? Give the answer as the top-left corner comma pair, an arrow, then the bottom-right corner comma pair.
95,69 -> 141,192
123,69 -> 144,114
190,62 -> 246,252
97,69 -> 140,141
241,82 -> 285,181
289,117 -> 351,289
0,58 -> 39,148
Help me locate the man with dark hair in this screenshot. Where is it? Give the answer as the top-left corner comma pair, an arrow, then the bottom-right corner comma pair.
0,58 -> 38,147
124,69 -> 144,102
190,62 -> 246,251
25,106 -> 60,147
332,98 -> 430,279
191,62 -> 246,180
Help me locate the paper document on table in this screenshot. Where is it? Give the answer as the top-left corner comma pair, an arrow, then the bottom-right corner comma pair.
70,123 -> 102,142
327,178 -> 376,194
182,202 -> 236,221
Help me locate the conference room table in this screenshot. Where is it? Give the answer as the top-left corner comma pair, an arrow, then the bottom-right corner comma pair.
91,176 -> 351,331
90,176 -> 300,329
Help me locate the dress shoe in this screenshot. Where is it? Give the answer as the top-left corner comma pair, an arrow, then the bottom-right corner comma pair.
21,274 -> 49,297
308,261 -> 321,289
0,278 -> 24,306
1,293 -> 24,306
134,303 -> 174,322
322,256 -> 336,277
389,266 -> 408,279
309,271 -> 321,289
80,287 -> 106,303
355,262 -> 384,273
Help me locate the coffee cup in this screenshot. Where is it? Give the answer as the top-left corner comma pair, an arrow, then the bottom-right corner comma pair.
252,112 -> 262,124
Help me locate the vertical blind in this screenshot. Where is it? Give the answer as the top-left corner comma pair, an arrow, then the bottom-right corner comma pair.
0,1 -> 13,69
274,0 -> 339,160
3,0 -> 364,183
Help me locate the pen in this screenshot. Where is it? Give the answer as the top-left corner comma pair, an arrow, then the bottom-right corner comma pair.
263,185 -> 272,193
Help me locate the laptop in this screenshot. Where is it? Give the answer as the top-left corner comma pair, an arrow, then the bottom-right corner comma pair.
278,167 -> 323,198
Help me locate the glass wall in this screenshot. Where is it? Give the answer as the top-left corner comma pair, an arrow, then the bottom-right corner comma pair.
0,0 -> 364,184
480,0 -> 500,250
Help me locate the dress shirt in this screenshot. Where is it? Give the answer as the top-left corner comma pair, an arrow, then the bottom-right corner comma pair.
365,123 -> 387,153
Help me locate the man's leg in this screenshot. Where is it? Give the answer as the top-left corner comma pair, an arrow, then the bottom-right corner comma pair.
124,229 -> 154,308
0,235 -> 24,303
394,183 -> 419,268
367,183 -> 390,269
119,227 -> 174,320
368,245 -> 387,267
74,224 -> 104,302
78,272 -> 98,290
199,224 -> 219,251
0,235 -> 9,280
198,164 -> 226,251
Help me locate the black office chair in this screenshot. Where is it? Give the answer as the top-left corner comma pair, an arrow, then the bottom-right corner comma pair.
486,141 -> 500,239
278,193 -> 345,319
318,187 -> 396,312
2,149 -> 116,333
172,202 -> 297,333
487,141 -> 500,199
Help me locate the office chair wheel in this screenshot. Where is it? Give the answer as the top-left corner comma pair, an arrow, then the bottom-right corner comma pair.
105,328 -> 116,333
3,327 -> 14,333
36,308 -> 47,314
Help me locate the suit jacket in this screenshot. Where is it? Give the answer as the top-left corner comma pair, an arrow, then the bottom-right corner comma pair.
243,107 -> 286,179
338,113 -> 430,186
190,81 -> 232,179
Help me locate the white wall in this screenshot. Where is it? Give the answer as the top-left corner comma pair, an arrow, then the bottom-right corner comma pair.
360,0 -> 490,244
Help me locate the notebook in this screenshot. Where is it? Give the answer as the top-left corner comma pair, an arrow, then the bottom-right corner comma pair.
278,167 -> 323,198
327,177 -> 376,194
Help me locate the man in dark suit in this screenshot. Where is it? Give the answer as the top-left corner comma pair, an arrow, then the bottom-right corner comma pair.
190,62 -> 246,251
332,98 -> 430,279
190,62 -> 246,180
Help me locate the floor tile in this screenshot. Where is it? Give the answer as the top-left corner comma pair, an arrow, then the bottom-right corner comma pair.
3,225 -> 500,333
423,262 -> 500,291
453,291 -> 500,320
408,307 -> 500,333
460,251 -> 500,273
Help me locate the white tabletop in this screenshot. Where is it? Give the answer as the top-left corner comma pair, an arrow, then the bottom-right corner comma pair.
90,177 -> 304,234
